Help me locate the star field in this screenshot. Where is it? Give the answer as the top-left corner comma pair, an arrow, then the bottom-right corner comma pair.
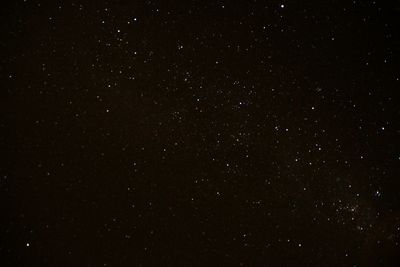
2,0 -> 400,266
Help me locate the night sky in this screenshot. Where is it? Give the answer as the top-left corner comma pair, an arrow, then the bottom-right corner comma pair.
2,0 -> 400,266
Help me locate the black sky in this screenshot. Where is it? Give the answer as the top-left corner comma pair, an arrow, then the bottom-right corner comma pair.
2,0 -> 400,266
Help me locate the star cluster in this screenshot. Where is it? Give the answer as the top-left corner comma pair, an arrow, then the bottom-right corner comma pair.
2,0 -> 400,266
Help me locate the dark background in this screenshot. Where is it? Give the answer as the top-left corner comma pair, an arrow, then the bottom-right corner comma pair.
2,0 -> 400,266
